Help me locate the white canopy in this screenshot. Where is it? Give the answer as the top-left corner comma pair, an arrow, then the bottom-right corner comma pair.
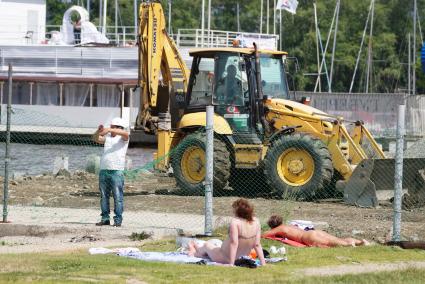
53,5 -> 109,45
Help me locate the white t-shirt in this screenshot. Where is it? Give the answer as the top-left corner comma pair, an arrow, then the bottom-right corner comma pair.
100,133 -> 129,171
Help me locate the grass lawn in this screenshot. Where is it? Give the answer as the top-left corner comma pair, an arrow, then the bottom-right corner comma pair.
1,239 -> 425,283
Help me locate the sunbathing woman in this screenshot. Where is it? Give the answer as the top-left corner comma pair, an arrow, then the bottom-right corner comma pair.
187,198 -> 266,266
262,215 -> 369,248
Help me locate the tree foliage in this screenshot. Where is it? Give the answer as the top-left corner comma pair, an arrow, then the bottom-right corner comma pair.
46,0 -> 425,93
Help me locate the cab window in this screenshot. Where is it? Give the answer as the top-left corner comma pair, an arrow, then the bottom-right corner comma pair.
213,53 -> 248,106
260,56 -> 288,99
188,58 -> 214,107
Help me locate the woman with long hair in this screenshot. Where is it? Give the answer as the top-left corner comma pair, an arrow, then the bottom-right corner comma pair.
188,198 -> 266,266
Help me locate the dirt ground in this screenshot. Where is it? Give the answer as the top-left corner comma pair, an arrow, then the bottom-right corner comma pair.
1,171 -> 425,244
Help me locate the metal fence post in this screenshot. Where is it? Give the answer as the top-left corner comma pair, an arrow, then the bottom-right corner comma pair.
393,104 -> 405,241
204,105 -> 214,236
2,64 -> 12,223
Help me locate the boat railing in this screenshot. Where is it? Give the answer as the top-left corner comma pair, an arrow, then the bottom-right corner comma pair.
45,25 -> 138,46
2,24 -> 278,49
175,28 -> 279,49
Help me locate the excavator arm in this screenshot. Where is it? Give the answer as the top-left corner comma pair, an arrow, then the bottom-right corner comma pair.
136,1 -> 190,133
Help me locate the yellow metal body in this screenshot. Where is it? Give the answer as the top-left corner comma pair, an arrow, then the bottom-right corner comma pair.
136,2 -> 384,186
351,123 -> 386,159
178,113 -> 233,134
264,98 -> 385,180
137,2 -> 189,133
234,145 -> 264,169
155,130 -> 179,171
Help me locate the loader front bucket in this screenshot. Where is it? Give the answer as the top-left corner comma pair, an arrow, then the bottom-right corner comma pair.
341,158 -> 425,208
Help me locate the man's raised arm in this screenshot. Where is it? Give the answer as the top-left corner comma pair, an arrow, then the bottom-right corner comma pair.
92,125 -> 106,144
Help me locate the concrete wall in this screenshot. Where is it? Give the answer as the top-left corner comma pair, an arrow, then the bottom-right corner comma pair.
0,0 -> 46,45
294,92 -> 425,138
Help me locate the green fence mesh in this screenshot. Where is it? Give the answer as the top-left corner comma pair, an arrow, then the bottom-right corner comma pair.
1,103 -> 425,242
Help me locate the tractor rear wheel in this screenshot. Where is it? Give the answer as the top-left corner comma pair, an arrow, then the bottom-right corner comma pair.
264,133 -> 333,199
171,132 -> 231,195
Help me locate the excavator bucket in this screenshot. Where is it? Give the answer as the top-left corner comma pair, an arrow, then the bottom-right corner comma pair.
342,158 -> 425,208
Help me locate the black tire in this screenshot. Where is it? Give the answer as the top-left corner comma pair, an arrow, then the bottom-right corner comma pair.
171,133 -> 231,195
264,133 -> 334,199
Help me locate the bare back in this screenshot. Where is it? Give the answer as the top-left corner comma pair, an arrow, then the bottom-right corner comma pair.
221,217 -> 259,260
262,224 -> 305,243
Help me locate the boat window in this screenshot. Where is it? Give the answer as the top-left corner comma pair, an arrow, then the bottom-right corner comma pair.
260,56 -> 288,99
3,82 -> 31,105
63,84 -> 90,106
34,83 -> 60,106
94,84 -> 120,107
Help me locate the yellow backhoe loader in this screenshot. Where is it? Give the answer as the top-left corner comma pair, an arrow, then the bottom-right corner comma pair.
135,1 -> 425,207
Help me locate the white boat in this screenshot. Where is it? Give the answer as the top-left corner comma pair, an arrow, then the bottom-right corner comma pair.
0,2 -> 278,143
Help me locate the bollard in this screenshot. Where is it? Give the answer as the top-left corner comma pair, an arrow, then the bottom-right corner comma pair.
125,156 -> 133,170
204,105 -> 214,236
53,156 -> 69,176
392,104 -> 405,241
85,154 -> 100,174
3,64 -> 12,223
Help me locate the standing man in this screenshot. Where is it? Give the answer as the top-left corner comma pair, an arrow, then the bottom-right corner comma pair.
224,65 -> 244,106
92,117 -> 130,227
73,17 -> 82,44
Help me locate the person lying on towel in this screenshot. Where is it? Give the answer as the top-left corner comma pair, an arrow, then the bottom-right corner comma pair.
262,215 -> 369,248
187,198 -> 266,266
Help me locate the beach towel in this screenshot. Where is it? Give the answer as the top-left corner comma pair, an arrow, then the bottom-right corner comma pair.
89,247 -> 286,266
289,220 -> 315,231
88,247 -> 141,255
119,251 -> 210,264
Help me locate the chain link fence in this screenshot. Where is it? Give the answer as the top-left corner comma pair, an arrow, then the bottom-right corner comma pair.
1,86 -> 425,243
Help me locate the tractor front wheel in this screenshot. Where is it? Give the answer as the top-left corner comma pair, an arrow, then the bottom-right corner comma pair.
264,133 -> 333,199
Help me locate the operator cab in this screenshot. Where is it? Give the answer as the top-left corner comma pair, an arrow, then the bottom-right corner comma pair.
186,47 -> 289,137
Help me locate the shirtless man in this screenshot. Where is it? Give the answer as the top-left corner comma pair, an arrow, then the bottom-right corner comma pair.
262,215 -> 369,247
187,199 -> 266,266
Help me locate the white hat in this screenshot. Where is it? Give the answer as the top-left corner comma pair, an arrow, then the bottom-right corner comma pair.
110,117 -> 128,128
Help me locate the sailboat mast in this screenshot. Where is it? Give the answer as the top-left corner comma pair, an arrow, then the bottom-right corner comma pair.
260,0 -> 263,33
134,0 -> 138,39
349,0 -> 373,93
329,0 -> 340,92
267,0 -> 270,34
315,1 -> 338,93
87,0 -> 90,16
99,0 -> 103,34
201,0 -> 205,46
207,0 -> 211,41
273,0 -> 276,35
365,0 -> 375,93
314,2 -> 321,92
279,8 -> 282,50
408,33 -> 411,95
413,0 -> 417,95
115,0 -> 118,44
102,0 -> 107,35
